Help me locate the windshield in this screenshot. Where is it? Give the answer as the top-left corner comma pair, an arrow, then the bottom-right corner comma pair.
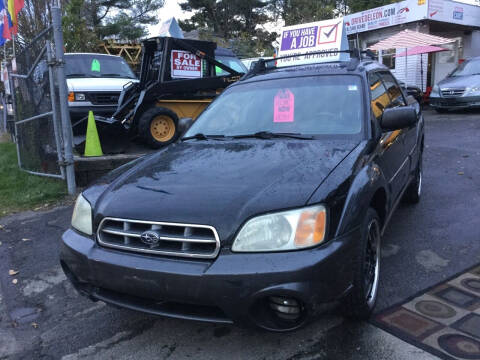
185,75 -> 364,138
450,59 -> 480,77
215,56 -> 248,76
65,54 -> 136,79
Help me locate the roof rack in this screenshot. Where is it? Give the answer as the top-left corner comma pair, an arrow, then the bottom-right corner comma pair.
244,48 -> 377,79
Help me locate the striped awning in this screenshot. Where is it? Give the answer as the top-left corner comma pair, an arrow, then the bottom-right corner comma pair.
395,45 -> 448,57
369,29 -> 454,51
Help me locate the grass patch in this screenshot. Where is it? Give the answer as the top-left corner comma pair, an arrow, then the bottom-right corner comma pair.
0,141 -> 67,215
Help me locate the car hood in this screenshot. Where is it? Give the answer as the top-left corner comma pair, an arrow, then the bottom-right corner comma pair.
438,75 -> 480,89
67,77 -> 138,92
92,140 -> 360,242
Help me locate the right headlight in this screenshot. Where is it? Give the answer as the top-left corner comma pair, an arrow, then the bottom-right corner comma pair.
430,84 -> 440,96
71,194 -> 93,235
232,205 -> 327,252
68,92 -> 87,102
465,86 -> 480,96
74,93 -> 86,101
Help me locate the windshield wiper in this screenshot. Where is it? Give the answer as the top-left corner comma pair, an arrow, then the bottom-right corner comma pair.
101,73 -> 123,77
66,73 -> 87,77
101,73 -> 136,79
182,133 -> 227,141
233,131 -> 313,140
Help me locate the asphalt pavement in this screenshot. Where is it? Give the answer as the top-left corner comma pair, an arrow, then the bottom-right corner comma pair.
0,109 -> 479,360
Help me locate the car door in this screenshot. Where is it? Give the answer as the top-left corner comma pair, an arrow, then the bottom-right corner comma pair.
378,71 -> 413,196
368,71 -> 408,203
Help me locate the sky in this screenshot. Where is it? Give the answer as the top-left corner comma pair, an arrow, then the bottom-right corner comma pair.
147,0 -> 191,37
457,0 -> 480,4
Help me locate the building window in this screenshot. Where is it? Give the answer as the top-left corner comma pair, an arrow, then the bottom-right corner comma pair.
438,42 -> 457,64
348,39 -> 356,50
382,49 -> 396,69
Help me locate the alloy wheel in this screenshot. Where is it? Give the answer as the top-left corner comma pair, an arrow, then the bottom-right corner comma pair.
364,218 -> 381,308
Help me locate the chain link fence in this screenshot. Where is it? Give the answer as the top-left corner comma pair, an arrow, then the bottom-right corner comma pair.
4,7 -> 76,194
12,31 -> 63,177
0,93 -> 6,134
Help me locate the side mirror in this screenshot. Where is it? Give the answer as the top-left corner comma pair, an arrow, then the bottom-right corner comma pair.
380,107 -> 417,131
406,95 -> 416,103
178,117 -> 194,137
406,95 -> 421,115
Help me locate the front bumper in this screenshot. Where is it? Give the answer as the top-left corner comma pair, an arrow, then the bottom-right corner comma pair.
429,95 -> 480,109
69,104 -> 118,121
69,104 -> 119,136
60,228 -> 359,331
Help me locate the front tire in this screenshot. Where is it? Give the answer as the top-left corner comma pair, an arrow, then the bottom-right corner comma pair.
137,107 -> 179,149
404,150 -> 423,204
342,208 -> 381,320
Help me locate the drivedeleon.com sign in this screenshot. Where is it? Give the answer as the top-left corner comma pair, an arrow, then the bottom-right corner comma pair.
344,0 -> 428,35
277,18 -> 349,67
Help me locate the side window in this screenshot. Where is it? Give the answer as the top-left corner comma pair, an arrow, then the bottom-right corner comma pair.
368,72 -> 389,120
378,71 -> 406,108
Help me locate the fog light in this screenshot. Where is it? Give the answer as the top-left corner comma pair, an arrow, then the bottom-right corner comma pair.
269,296 -> 302,320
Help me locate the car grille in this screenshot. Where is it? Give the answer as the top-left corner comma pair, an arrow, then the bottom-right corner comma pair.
441,88 -> 465,98
97,217 -> 220,259
88,92 -> 120,105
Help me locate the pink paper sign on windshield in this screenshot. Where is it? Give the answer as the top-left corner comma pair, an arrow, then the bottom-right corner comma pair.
274,89 -> 295,123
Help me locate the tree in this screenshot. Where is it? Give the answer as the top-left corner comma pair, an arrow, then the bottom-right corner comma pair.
14,0 -> 164,53
337,0 -> 399,15
17,0 -> 67,47
179,0 -> 277,57
63,0 -> 99,52
270,0 -> 337,26
92,0 -> 165,40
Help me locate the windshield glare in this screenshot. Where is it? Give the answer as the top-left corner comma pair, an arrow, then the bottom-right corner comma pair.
185,75 -> 364,138
215,56 -> 248,76
450,59 -> 480,77
65,55 -> 136,79
215,56 -> 247,76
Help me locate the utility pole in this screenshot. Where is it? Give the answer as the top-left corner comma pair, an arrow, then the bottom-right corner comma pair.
52,5 -> 77,195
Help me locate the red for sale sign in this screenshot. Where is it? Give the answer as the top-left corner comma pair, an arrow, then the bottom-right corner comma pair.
171,50 -> 202,78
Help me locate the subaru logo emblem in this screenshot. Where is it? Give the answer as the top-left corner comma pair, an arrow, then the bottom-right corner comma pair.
449,90 -> 454,95
140,231 -> 161,247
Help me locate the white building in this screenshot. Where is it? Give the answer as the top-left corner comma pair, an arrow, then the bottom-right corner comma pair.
344,0 -> 480,90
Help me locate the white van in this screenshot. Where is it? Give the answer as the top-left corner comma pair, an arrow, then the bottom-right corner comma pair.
65,53 -> 138,122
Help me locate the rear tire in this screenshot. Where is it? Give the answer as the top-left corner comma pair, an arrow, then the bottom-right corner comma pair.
137,107 -> 179,149
342,208 -> 381,320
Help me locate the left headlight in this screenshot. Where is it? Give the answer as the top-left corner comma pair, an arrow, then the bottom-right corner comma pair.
232,205 -> 327,252
71,194 -> 93,235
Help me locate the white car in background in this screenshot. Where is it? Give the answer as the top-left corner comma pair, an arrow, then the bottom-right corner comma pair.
65,53 -> 138,123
